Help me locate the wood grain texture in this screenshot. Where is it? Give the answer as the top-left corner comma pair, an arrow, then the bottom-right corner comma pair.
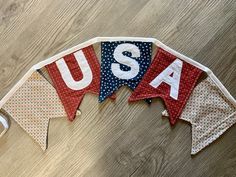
0,0 -> 236,176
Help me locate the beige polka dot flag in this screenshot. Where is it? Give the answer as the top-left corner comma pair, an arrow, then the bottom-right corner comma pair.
2,72 -> 66,150
180,77 -> 236,155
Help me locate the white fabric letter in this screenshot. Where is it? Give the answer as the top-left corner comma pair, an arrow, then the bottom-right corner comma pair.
149,59 -> 183,100
56,50 -> 93,90
111,43 -> 140,80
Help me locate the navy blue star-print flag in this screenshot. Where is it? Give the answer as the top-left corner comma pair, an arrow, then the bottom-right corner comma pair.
99,41 -> 152,102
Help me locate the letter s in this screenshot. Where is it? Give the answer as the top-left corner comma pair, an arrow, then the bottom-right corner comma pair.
111,43 -> 140,80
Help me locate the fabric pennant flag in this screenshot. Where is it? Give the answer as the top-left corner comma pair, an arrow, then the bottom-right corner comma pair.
2,72 -> 66,150
179,77 -> 236,155
129,48 -> 203,125
46,45 -> 101,121
99,41 -> 152,102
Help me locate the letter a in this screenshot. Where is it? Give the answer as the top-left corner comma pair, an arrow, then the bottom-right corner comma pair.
149,59 -> 183,100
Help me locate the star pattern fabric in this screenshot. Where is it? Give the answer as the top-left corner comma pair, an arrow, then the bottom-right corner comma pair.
179,77 -> 236,155
2,72 -> 66,150
46,45 -> 103,121
129,48 -> 203,125
99,41 -> 152,102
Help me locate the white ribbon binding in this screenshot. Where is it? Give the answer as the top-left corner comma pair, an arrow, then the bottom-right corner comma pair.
0,113 -> 9,138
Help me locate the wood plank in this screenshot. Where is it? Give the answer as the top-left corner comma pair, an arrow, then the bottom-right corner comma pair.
0,0 -> 235,176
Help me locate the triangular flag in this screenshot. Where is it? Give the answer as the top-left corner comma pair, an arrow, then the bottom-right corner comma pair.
99,41 -> 152,102
46,45 -> 102,121
129,48 -> 203,125
2,72 -> 66,150
180,77 -> 236,155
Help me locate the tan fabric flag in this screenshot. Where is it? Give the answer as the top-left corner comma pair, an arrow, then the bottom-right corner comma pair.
2,71 -> 66,150
179,76 -> 236,155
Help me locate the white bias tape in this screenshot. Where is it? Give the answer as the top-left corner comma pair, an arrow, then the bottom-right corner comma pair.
0,113 -> 9,138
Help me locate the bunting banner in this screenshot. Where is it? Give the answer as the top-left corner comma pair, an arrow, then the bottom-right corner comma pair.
99,41 -> 152,102
129,48 -> 203,125
45,45 -> 101,121
0,37 -> 235,154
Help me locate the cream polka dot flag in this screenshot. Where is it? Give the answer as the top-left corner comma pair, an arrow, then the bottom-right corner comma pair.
180,77 -> 236,154
2,72 -> 66,150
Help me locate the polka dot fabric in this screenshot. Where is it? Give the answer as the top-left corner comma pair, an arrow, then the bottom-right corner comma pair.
2,72 -> 66,150
129,48 -> 203,125
99,41 -> 152,102
46,45 -> 101,121
180,76 -> 236,155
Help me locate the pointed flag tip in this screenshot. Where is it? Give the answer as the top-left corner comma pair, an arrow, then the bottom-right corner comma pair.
67,111 -> 77,122
98,97 -> 105,103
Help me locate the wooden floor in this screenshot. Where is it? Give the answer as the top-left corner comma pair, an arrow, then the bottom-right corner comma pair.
0,0 -> 236,176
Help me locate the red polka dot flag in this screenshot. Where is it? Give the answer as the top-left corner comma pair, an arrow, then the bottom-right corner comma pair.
129,48 -> 203,125
46,45 -> 102,121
